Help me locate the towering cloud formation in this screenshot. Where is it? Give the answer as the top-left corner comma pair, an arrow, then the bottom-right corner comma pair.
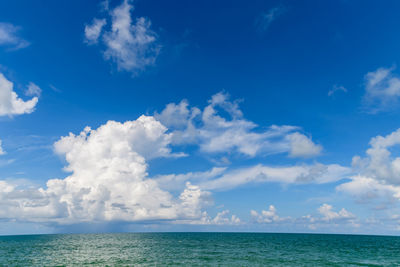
0,116 -> 210,224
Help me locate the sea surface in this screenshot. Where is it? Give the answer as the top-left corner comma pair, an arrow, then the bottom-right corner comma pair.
0,232 -> 399,266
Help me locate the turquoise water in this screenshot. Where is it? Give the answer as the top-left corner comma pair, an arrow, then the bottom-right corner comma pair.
0,233 -> 399,266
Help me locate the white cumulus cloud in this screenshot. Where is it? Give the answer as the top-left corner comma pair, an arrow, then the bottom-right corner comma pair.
352,128 -> 400,185
337,175 -> 400,201
251,205 -> 287,223
286,132 -> 322,158
85,0 -> 160,74
0,73 -> 39,116
336,128 -> 400,203
299,204 -> 358,230
181,210 -> 241,225
0,116 -> 210,224
318,203 -> 355,222
155,92 -> 322,158
0,92 -> 355,228
250,204 -> 358,230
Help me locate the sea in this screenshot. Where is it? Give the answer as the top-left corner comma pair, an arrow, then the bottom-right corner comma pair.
0,233 -> 399,266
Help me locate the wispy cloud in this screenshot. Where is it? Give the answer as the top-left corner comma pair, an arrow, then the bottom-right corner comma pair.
0,159 -> 15,167
328,85 -> 347,97
49,84 -> 62,93
25,82 -> 42,97
255,6 -> 286,33
84,18 -> 106,45
155,162 -> 350,192
0,140 -> 5,155
0,22 -> 30,50
362,66 -> 400,113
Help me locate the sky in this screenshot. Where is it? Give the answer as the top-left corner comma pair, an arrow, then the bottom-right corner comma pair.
1,0 -> 400,235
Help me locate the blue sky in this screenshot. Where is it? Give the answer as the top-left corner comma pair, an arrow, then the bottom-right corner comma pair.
1,0 -> 400,235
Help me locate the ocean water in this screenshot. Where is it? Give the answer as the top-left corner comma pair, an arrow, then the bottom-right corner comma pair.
0,233 -> 399,266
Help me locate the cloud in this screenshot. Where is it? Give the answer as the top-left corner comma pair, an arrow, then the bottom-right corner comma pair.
0,73 -> 39,116
0,92 -> 328,227
0,22 -> 30,50
251,205 -> 287,223
286,132 -> 322,158
84,18 -> 106,44
250,204 -> 356,229
210,210 -> 241,225
85,0 -> 160,74
352,128 -> 400,185
299,204 -> 358,230
0,158 -> 15,167
180,210 -> 241,225
100,0 -> 110,12
25,82 -> 41,97
362,66 -> 400,113
328,85 -> 347,97
0,116 -> 210,224
199,163 -> 349,191
0,140 -> 5,155
49,84 -> 62,93
0,92 -> 353,229
155,92 -> 322,158
337,175 -> 400,202
317,203 -> 355,222
155,167 -> 227,192
337,128 -> 400,202
156,163 -> 350,191
255,6 -> 285,33
54,116 -> 183,161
